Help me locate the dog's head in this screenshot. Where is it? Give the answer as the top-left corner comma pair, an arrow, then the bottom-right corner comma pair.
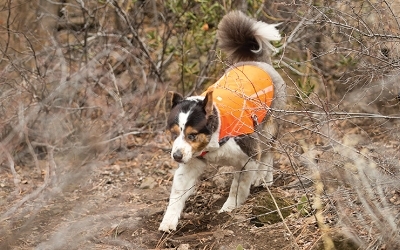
166,91 -> 218,163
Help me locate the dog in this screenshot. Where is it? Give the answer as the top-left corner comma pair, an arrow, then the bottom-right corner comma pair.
159,11 -> 287,232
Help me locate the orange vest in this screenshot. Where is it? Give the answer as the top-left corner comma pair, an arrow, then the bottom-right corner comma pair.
202,65 -> 274,140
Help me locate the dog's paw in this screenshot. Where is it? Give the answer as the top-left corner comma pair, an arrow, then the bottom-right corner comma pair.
252,177 -> 273,187
252,177 -> 263,187
218,201 -> 236,213
158,216 -> 179,233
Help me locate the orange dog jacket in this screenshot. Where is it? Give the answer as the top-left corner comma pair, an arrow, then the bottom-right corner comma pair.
202,65 -> 274,140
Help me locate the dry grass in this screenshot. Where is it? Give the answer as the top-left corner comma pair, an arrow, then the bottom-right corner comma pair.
0,0 -> 399,249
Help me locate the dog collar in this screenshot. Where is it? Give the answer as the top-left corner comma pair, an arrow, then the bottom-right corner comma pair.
197,137 -> 230,159
199,151 -> 208,157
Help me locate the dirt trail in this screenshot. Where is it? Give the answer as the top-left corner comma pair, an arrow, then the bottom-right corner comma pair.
1,116 -> 399,249
0,131 -> 317,250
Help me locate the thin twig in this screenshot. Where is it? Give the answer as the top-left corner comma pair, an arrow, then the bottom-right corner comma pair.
266,185 -> 300,250
47,145 -> 58,185
272,108 -> 400,120
24,126 -> 40,174
109,0 -> 163,82
187,39 -> 218,96
0,142 -> 21,194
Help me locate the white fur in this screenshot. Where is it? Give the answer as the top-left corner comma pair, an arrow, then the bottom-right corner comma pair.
178,112 -> 190,130
253,22 -> 281,54
186,96 -> 205,101
170,112 -> 194,163
159,158 -> 207,232
252,151 -> 274,187
171,134 -> 193,163
159,135 -> 273,232
170,101 -> 222,163
205,139 -> 259,212
253,22 -> 281,42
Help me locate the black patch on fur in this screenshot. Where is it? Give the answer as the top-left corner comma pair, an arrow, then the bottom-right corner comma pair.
167,98 -> 219,136
217,11 -> 261,62
186,105 -> 208,133
167,99 -> 198,129
234,133 -> 261,159
170,92 -> 184,109
186,101 -> 219,136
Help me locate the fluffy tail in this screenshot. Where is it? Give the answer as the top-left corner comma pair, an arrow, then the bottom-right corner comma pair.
217,11 -> 281,64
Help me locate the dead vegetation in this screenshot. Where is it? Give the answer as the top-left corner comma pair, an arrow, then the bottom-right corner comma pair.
0,0 -> 399,249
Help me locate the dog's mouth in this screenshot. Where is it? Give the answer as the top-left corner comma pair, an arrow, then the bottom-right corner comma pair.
173,158 -> 184,163
171,150 -> 207,163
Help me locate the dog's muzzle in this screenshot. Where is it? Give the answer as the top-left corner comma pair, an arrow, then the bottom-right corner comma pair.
172,150 -> 183,162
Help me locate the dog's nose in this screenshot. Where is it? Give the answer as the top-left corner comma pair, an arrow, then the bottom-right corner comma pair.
173,151 -> 183,162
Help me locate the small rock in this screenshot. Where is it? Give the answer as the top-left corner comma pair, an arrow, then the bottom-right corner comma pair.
139,176 -> 156,189
298,150 -> 323,167
132,168 -> 143,176
212,194 -> 222,200
343,134 -> 367,147
177,244 -> 190,250
213,229 -> 234,239
163,161 -> 171,168
111,164 -> 121,172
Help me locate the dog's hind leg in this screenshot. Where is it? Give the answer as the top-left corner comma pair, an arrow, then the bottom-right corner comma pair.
219,160 -> 258,213
253,116 -> 278,187
159,158 -> 206,232
253,151 -> 274,187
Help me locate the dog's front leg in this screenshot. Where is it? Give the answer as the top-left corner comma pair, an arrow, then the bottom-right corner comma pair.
159,158 -> 206,232
219,160 -> 258,213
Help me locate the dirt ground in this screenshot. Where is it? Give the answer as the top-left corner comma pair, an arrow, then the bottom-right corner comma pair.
0,140 -> 310,249
3,114 -> 390,250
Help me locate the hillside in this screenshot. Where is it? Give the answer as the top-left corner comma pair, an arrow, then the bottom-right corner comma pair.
0,1 -> 399,249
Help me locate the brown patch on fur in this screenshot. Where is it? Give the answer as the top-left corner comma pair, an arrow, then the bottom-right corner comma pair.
168,124 -> 180,142
170,124 -> 180,134
184,126 -> 210,153
184,126 -> 198,137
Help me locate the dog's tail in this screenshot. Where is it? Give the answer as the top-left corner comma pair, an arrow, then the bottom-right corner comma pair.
217,11 -> 281,64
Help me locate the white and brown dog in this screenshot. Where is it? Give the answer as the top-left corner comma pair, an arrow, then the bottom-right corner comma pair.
159,11 -> 287,232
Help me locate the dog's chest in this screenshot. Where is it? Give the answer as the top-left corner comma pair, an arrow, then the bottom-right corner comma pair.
203,138 -> 248,166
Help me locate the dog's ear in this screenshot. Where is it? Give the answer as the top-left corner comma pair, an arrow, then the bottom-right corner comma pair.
168,91 -> 183,109
203,90 -> 214,118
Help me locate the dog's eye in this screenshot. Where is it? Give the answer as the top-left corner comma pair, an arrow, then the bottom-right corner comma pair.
187,133 -> 197,141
